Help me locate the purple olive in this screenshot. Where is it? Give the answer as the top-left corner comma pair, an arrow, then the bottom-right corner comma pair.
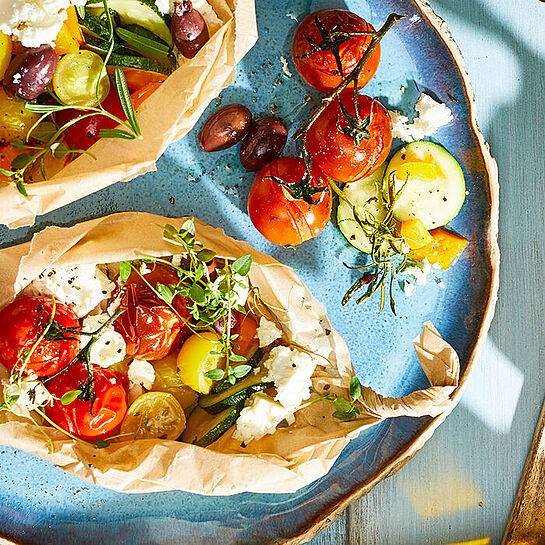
198,104 -> 252,152
239,116 -> 288,172
171,0 -> 210,59
4,45 -> 59,100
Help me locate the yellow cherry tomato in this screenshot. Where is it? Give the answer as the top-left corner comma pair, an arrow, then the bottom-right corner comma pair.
120,391 -> 186,440
177,331 -> 223,394
152,354 -> 198,412
0,87 -> 41,143
0,32 -> 12,80
53,50 -> 110,107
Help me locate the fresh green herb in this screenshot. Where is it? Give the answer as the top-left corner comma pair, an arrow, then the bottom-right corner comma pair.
306,377 -> 363,421
119,260 -> 132,282
94,438 -> 110,449
60,389 -> 82,405
115,27 -> 171,58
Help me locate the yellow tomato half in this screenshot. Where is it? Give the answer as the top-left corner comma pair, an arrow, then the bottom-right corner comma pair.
0,32 -> 12,80
177,331 -> 223,394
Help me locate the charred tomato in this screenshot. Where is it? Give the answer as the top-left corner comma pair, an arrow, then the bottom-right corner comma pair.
114,263 -> 192,360
45,362 -> 128,441
292,9 -> 380,93
0,296 -> 80,377
247,157 -> 332,246
306,94 -> 392,183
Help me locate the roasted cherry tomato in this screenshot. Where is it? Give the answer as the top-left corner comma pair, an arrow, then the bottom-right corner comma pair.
232,312 -> 258,356
247,157 -> 332,246
114,263 -> 192,360
306,94 -> 392,183
45,362 -> 128,441
292,9 -> 380,93
0,296 -> 80,377
55,87 -> 126,151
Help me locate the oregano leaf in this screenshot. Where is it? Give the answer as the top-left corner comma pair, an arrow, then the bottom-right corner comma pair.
119,261 -> 131,282
231,254 -> 253,276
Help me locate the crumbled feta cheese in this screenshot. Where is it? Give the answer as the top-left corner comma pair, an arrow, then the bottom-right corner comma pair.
400,259 -> 437,296
0,0 -> 84,48
212,270 -> 249,307
401,280 -> 416,297
82,314 -> 126,368
263,345 -> 317,410
154,0 -> 171,14
2,378 -> 52,414
171,254 -> 183,267
128,359 -> 155,390
233,392 -> 294,443
256,317 -> 282,347
140,262 -> 152,275
390,92 -> 453,142
280,56 -> 292,77
29,264 -> 115,317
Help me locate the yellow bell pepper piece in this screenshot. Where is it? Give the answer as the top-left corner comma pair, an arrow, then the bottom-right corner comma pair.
445,539 -> 490,545
177,332 -> 224,394
0,32 -> 12,80
400,218 -> 434,250
54,7 -> 83,55
409,227 -> 468,270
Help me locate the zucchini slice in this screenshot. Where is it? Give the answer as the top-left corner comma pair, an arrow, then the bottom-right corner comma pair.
85,35 -> 139,57
107,53 -> 175,75
199,371 -> 273,414
182,405 -> 243,447
384,141 -> 466,230
86,0 -> 173,46
119,24 -> 169,46
210,348 -> 265,395
78,11 -> 110,39
336,164 -> 388,253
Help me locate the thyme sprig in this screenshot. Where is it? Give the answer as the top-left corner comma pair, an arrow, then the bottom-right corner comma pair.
304,376 -> 363,421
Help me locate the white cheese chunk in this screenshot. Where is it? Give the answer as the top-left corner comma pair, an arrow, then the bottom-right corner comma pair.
390,92 -> 453,142
232,392 -> 294,444
2,378 -> 52,415
212,270 -> 249,307
128,359 -> 156,390
82,314 -> 126,368
29,264 -> 115,317
0,0 -> 84,48
256,317 -> 282,347
263,345 -> 317,410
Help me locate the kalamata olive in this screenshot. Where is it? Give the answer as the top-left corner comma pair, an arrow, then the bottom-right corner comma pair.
239,116 -> 288,172
198,104 -> 252,152
4,45 -> 58,100
171,0 -> 210,59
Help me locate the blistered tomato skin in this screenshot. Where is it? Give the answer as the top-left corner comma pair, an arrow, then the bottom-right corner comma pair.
114,263 -> 192,360
0,296 -> 80,377
45,363 -> 128,441
4,46 -> 59,100
247,157 -> 332,246
292,9 -> 380,93
306,95 -> 392,183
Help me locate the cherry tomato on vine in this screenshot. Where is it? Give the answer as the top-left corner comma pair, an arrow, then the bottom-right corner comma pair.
0,296 -> 80,377
45,362 -> 128,441
114,263 -> 192,361
247,157 -> 332,246
306,94 -> 392,183
291,9 -> 380,93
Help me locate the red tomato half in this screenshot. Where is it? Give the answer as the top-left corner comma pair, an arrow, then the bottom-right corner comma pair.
306,94 -> 392,183
0,296 -> 80,377
248,157 -> 332,246
114,263 -> 192,360
292,9 -> 380,93
45,362 -> 128,441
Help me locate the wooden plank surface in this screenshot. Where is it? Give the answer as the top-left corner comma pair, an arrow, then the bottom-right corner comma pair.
310,0 -> 545,543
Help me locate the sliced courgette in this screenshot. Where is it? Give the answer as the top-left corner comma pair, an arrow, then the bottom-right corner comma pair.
384,141 -> 466,230
181,404 -> 243,447
337,164 -> 388,253
85,35 -> 139,57
107,53 -> 174,75
86,0 -> 173,46
210,348 -> 265,395
119,24 -> 169,46
199,371 -> 273,414
78,11 -> 110,39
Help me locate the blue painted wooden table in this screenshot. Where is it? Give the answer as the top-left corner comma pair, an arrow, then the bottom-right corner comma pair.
309,1 -> 545,543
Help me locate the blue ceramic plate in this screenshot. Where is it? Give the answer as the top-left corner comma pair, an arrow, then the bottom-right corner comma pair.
0,0 -> 498,543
